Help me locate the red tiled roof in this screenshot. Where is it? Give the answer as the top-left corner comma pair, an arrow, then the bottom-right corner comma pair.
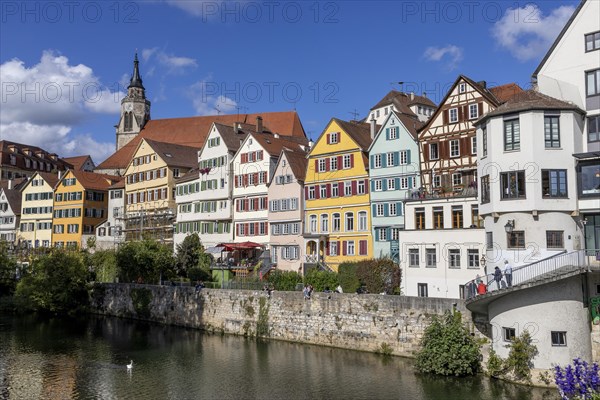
62,155 -> 93,171
333,118 -> 374,150
489,83 -> 524,103
282,149 -> 308,182
68,171 -> 121,191
0,140 -> 72,172
96,111 -> 305,169
249,132 -> 308,157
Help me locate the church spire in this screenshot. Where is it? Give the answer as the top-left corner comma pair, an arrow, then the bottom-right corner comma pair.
128,53 -> 144,90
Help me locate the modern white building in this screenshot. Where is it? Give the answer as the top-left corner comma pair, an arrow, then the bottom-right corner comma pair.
400,196 -> 484,299
95,179 -> 126,250
268,149 -> 308,273
476,90 -> 586,271
532,0 -> 600,252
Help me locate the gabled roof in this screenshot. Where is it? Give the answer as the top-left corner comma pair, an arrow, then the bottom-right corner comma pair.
96,111 -> 305,170
333,118 -> 374,151
532,0 -> 587,80
62,155 -> 94,171
476,90 -> 585,125
108,179 -> 126,190
417,75 -> 520,136
212,122 -> 253,152
489,83 -> 524,103
60,170 -> 121,191
175,168 -> 200,184
0,140 -> 73,171
20,171 -> 61,192
281,149 -> 308,182
368,111 -> 421,152
143,139 -> 199,169
0,179 -> 26,215
247,132 -> 309,157
371,90 -> 437,112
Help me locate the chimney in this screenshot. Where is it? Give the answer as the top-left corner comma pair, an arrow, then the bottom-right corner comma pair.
410,92 -> 415,101
256,116 -> 263,133
478,81 -> 487,89
8,180 -> 13,190
308,138 -> 314,149
233,122 -> 239,134
273,133 -> 279,139
423,92 -> 427,97
370,118 -> 377,140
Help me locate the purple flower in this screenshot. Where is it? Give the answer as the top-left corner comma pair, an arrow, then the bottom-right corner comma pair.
554,358 -> 600,399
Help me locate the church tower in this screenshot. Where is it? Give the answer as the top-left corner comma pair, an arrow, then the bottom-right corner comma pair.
116,53 -> 151,151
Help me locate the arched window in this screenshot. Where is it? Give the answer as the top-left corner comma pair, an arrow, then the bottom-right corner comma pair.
345,212 -> 354,232
124,112 -> 133,132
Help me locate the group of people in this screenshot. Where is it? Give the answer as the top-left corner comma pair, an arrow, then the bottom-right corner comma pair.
303,284 -> 314,300
471,260 -> 513,297
262,284 -> 274,298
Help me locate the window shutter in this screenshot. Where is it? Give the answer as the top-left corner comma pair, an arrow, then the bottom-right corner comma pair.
351,180 -> 357,195
325,159 -> 330,172
241,153 -> 247,164
370,155 -> 375,169
423,143 -> 430,161
342,241 -> 347,256
201,181 -> 207,190
236,224 -> 240,236
265,223 -> 268,235
443,110 -> 449,125
337,155 -> 343,168
408,177 -> 413,188
372,204 -> 377,216
384,203 -> 389,216
386,128 -> 390,140
406,150 -> 411,164
236,200 -> 240,212
326,241 -> 330,256
478,102 -> 483,116
350,154 -> 354,168
382,179 -> 387,191
254,198 -> 259,210
394,151 -> 399,166
371,179 -> 375,192
253,173 -> 259,185
314,159 -> 319,171
326,133 -> 331,144
254,222 -> 259,235
326,184 -> 331,198
258,150 -> 263,160
262,171 -> 267,183
244,174 -> 249,187
397,202 -> 403,216
382,154 -> 387,168
360,240 -> 367,255
338,182 -> 344,194
245,199 -> 249,210
304,186 -> 309,200
364,178 -> 369,194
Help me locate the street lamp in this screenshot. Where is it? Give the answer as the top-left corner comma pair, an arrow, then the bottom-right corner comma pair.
504,220 -> 515,234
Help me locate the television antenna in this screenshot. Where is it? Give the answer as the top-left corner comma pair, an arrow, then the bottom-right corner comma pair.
349,109 -> 360,121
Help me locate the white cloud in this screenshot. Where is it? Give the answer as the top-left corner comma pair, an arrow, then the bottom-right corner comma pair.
491,4 -> 576,62
423,45 -> 464,71
141,47 -> 159,62
189,79 -> 237,115
141,47 -> 197,74
164,0 -> 221,17
0,51 -> 121,162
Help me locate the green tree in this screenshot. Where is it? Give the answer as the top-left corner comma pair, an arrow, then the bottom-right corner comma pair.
415,311 -> 481,376
504,330 -> 538,383
356,258 -> 401,294
174,233 -> 211,277
266,270 -> 302,291
89,249 -> 118,283
304,269 -> 339,292
0,242 -> 18,295
116,239 -> 174,284
14,250 -> 90,315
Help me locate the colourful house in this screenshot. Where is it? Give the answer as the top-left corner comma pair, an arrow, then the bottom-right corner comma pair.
52,170 -> 119,248
303,118 -> 374,271
368,111 -> 422,259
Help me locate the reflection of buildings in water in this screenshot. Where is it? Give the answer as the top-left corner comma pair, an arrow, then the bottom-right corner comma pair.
5,353 -> 44,399
41,356 -> 78,399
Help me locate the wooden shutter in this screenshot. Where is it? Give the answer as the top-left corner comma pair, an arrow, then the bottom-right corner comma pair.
326,133 -> 331,144
326,184 -> 331,198
326,241 -> 330,256
351,180 -> 357,195
385,128 -> 390,140
254,222 -> 259,235
350,154 -> 354,168
337,155 -> 343,168
314,159 -> 319,171
338,182 -> 344,195
478,102 -> 483,117
241,153 -> 247,163
423,143 -> 430,161
443,110 -> 449,125
315,186 -> 320,199
342,241 -> 347,256
253,173 -> 259,185
243,174 -> 248,187
406,150 -> 411,164
364,178 -> 369,194
325,159 -> 330,172
304,186 -> 309,200
360,240 -> 367,256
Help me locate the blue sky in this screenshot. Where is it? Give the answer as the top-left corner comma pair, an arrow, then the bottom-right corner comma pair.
0,0 -> 579,163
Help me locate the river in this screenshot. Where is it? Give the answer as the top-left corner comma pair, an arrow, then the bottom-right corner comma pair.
0,314 -> 556,400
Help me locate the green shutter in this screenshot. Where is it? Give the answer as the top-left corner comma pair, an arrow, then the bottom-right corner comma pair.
201,181 -> 206,191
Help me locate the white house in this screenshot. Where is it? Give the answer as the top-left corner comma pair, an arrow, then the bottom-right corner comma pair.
95,180 -> 126,250
368,90 -> 436,125
0,179 -> 25,245
400,196 -> 484,299
476,90 -> 586,271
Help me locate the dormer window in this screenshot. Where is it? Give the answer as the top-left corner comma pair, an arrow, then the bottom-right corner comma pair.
164,153 -> 172,158
9,155 -> 16,165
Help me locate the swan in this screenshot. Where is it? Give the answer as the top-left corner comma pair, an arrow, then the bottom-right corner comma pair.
127,360 -> 133,370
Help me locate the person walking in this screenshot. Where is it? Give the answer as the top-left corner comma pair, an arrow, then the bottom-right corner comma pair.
493,266 -> 503,290
503,260 -> 513,287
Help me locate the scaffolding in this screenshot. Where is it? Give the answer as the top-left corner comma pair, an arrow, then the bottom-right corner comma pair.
121,205 -> 176,244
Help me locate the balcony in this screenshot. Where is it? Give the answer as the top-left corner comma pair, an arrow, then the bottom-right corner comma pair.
405,185 -> 478,202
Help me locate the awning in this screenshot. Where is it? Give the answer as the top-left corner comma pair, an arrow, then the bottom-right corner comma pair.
216,242 -> 264,251
205,246 -> 225,254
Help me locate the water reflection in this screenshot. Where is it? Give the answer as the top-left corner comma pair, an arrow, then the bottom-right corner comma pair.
0,315 -> 556,400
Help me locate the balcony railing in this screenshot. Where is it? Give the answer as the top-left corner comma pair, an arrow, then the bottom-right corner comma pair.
464,249 -> 600,301
405,186 -> 478,201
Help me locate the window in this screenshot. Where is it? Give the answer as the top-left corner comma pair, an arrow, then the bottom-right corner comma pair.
332,213 -> 341,232
481,175 -> 490,203
415,208 -> 425,230
309,215 -> 317,233
417,283 -> 428,297
426,249 -> 436,267
173,168 -> 180,178
344,181 -> 352,196
471,206 -> 481,228
504,118 -> 520,151
449,108 -> 458,123
318,159 -> 327,172
452,206 -> 463,228
331,184 -> 339,198
308,186 -> 315,200
551,331 -> 567,346
330,132 -> 339,144
387,152 -> 394,167
579,162 -> 600,196
586,31 -> 600,52
429,143 -> 439,160
469,104 -> 478,120
482,126 -> 487,157
507,231 -> 525,249
409,249 -> 419,267
471,136 -> 477,155
373,154 -> 382,168
546,231 -> 564,249
542,170 -> 567,197
433,207 -> 444,229
586,69 -> 600,96
459,83 -> 466,93
486,232 -> 494,250
343,155 -> 351,169
389,126 -> 398,139
357,180 -> 365,194
358,211 -> 367,231
587,114 -> 600,142
400,177 -> 409,189
544,115 -> 560,148
503,327 -> 516,342
378,228 -> 387,241
374,180 -> 382,192
330,157 -> 338,170
468,249 -> 480,268
432,175 -> 441,188
389,203 -> 397,216
449,249 -> 460,268
347,241 -> 355,256
330,241 -> 338,256
399,150 -> 408,165
387,178 -> 396,191
320,214 -> 329,233
501,171 -> 526,199
450,140 -> 460,157
376,203 -> 384,217
345,212 -> 354,231
452,173 -> 462,186
320,185 -> 327,198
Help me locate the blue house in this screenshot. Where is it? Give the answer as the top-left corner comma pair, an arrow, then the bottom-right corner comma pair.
368,111 -> 422,259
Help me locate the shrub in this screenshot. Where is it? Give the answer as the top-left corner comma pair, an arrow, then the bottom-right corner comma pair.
304,269 -> 339,292
415,311 -> 480,376
486,349 -> 505,377
338,262 -> 360,293
89,249 -> 117,283
266,270 -> 302,291
188,267 -> 211,283
355,258 -> 401,294
554,358 -> 599,400
116,239 -> 174,284
504,330 -> 538,383
0,242 -> 18,295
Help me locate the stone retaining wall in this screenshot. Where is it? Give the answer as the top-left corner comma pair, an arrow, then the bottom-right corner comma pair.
91,284 -> 477,357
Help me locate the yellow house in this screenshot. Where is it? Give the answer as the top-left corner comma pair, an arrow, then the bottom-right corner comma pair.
303,118 -> 375,271
18,172 -> 60,249
52,170 -> 119,248
123,138 -> 198,243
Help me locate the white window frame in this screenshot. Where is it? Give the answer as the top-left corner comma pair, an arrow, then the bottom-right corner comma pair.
373,154 -> 382,169
318,159 -> 327,172
387,178 -> 395,191
389,126 -> 398,139
449,108 -> 458,123
330,132 -> 339,144
386,152 -> 394,167
376,204 -> 385,217
347,240 -> 355,256
469,104 -> 478,120
358,211 -> 367,231
389,203 -> 397,216
450,139 -> 460,157
330,157 -> 338,171
343,155 -> 351,169
374,180 -> 382,192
